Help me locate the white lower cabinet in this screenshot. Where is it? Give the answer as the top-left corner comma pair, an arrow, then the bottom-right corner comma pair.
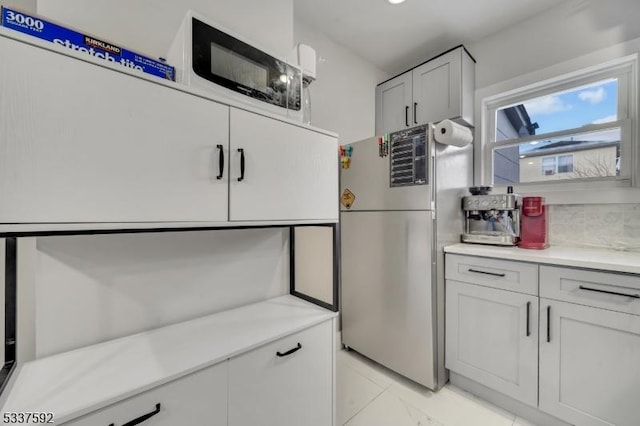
63,363 -> 228,426
228,321 -> 333,426
539,298 -> 640,426
445,280 -> 538,407
446,253 -> 640,426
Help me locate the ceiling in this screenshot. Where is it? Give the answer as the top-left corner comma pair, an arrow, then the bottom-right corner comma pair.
294,0 -> 569,75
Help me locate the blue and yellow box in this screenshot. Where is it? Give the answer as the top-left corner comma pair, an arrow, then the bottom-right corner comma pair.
1,7 -> 175,81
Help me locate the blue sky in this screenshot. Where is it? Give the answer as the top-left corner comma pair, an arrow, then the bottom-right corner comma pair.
523,79 -> 618,134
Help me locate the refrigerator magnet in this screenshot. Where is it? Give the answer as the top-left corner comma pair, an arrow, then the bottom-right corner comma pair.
340,189 -> 356,209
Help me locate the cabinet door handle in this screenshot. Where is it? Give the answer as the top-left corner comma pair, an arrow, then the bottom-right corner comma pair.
216,144 -> 224,180
108,403 -> 161,426
414,102 -> 418,124
276,342 -> 302,357
546,306 -> 551,343
579,285 -> 640,299
237,148 -> 245,182
468,268 -> 506,277
526,301 -> 531,337
405,106 -> 409,127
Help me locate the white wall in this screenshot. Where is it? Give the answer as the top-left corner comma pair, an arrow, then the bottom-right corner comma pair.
37,0 -> 294,59
0,0 -> 36,13
468,0 -> 640,90
294,16 -> 388,143
33,229 -> 289,358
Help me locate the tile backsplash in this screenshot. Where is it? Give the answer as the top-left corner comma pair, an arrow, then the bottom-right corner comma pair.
549,204 -> 640,250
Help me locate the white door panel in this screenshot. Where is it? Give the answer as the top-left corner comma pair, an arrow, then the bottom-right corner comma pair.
539,299 -> 640,426
0,36 -> 229,223
445,280 -> 539,407
229,108 -> 338,221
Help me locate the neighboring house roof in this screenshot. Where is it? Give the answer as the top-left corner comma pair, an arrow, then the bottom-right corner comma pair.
503,104 -> 538,137
519,139 -> 620,158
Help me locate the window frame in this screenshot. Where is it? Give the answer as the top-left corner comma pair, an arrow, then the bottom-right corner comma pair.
479,54 -> 638,201
557,154 -> 574,174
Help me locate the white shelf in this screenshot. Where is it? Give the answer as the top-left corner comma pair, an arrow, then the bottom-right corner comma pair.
444,243 -> 640,275
0,295 -> 337,424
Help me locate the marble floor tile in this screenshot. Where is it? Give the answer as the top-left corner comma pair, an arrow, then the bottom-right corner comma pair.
345,390 -> 444,426
337,361 -> 385,425
387,381 -> 515,426
338,349 -> 397,389
337,349 -> 539,426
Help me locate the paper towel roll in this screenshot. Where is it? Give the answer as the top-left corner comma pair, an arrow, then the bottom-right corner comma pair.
434,120 -> 473,147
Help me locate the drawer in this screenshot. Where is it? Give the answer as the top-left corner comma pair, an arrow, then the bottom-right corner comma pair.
445,254 -> 538,295
63,362 -> 227,426
540,266 -> 640,316
228,320 -> 334,426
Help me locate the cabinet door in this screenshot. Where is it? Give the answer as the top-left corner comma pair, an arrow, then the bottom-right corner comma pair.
63,363 -> 227,426
375,71 -> 413,134
229,108 -> 338,222
0,37 -> 229,223
228,321 -> 333,426
539,299 -> 640,426
412,49 -> 462,125
445,280 -> 538,406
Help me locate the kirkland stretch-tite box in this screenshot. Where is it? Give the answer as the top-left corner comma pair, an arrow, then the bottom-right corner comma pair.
1,7 -> 175,80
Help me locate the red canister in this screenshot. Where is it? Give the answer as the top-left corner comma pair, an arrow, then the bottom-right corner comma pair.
519,196 -> 549,249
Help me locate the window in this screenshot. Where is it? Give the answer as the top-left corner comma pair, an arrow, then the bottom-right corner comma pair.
541,157 -> 556,176
558,155 -> 574,173
484,55 -> 636,188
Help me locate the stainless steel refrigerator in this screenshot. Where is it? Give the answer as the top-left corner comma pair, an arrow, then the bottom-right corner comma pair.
340,124 -> 472,390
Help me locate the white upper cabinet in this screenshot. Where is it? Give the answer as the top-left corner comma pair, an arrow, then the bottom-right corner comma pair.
0,35 -> 229,223
0,34 -> 339,226
229,108 -> 339,222
375,71 -> 413,135
375,46 -> 475,134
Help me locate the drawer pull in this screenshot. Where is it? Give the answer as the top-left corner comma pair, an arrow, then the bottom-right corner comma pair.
468,268 -> 506,278
108,403 -> 161,426
276,342 -> 302,357
579,285 -> 640,299
526,301 -> 531,337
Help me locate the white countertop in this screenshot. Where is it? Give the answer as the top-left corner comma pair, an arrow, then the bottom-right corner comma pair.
0,295 -> 337,424
444,243 -> 640,275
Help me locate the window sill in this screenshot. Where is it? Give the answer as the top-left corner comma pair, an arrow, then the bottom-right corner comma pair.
491,180 -> 640,204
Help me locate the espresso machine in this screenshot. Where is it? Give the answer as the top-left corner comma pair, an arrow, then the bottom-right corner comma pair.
461,186 -> 520,246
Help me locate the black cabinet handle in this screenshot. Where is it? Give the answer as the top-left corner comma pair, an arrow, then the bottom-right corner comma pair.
216,144 -> 224,180
526,301 -> 531,337
468,268 -> 506,277
579,285 -> 640,299
546,306 -> 551,343
276,342 -> 302,357
237,148 -> 245,182
405,106 -> 409,127
108,403 -> 161,426
414,102 -> 418,124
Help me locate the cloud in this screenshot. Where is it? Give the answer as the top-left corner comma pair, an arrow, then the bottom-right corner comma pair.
578,87 -> 606,104
523,95 -> 572,116
592,114 -> 617,124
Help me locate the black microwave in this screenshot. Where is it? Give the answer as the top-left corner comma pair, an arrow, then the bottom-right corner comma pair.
167,11 -> 302,121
